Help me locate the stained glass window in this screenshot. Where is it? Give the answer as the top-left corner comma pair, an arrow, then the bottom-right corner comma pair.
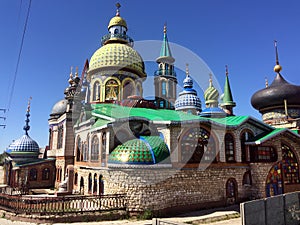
250,146 -> 277,162
91,136 -> 99,161
102,133 -> 107,167
282,144 -> 300,184
181,127 -> 216,163
266,162 -> 283,197
225,133 -> 235,162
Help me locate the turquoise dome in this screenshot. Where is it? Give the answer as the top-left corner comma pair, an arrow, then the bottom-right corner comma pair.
108,136 -> 170,165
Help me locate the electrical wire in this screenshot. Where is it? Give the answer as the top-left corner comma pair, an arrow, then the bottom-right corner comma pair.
7,0 -> 32,111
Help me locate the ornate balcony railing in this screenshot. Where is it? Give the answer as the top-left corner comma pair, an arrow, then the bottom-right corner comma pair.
0,193 -> 126,215
154,69 -> 176,77
101,33 -> 134,46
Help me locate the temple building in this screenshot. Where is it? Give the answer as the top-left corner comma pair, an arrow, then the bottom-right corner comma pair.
3,3 -> 300,216
3,98 -> 55,191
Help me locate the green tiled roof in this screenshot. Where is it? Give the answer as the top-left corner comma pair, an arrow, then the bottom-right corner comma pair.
247,128 -> 286,145
14,158 -> 55,167
92,104 -> 200,121
108,136 -> 170,164
92,104 -> 251,127
209,116 -> 249,126
91,118 -> 110,129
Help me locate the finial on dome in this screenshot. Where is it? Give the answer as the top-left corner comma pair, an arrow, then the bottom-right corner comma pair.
225,65 -> 229,76
75,66 -> 79,78
209,73 -> 213,86
116,2 -> 121,16
274,40 -> 282,73
185,63 -> 189,76
265,77 -> 269,88
164,23 -> 167,34
69,66 -> 74,84
23,97 -> 32,135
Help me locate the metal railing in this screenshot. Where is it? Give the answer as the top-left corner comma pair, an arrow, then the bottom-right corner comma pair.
0,193 -> 126,215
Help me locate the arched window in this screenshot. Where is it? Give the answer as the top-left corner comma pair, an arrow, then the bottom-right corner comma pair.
80,177 -> 84,194
114,28 -> 119,34
29,168 -> 37,181
76,137 -> 82,162
93,81 -> 100,101
226,178 -> 237,204
101,133 -> 107,167
42,168 -> 50,180
57,125 -> 64,149
91,136 -> 99,161
99,175 -> 104,194
74,173 -> 78,186
105,79 -> 119,100
180,127 -> 216,164
242,171 -> 252,186
49,128 -> 53,149
83,141 -> 88,161
162,81 -> 167,97
123,80 -> 134,99
225,133 -> 235,162
240,131 -> 253,162
88,173 -> 92,194
282,144 -> 300,184
93,174 -> 97,195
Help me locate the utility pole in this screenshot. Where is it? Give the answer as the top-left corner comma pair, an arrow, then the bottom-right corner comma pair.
0,109 -> 6,128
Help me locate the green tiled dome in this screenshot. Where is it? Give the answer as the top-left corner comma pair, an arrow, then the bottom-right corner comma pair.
108,136 -> 170,164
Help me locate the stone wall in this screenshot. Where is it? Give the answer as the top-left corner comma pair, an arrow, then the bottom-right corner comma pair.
75,166 -> 249,214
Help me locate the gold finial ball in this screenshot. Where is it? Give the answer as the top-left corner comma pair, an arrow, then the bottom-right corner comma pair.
274,64 -> 282,73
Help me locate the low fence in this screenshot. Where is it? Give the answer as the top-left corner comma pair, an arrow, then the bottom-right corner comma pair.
240,191 -> 300,225
0,193 -> 126,215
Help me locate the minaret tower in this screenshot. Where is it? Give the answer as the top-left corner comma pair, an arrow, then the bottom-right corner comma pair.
220,65 -> 236,116
154,24 -> 177,109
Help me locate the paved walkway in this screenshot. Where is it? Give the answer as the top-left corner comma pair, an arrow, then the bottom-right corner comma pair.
0,205 -> 242,225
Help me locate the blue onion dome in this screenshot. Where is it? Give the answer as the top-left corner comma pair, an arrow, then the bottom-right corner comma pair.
6,135 -> 40,158
108,136 -> 170,165
204,76 -> 219,106
175,64 -> 202,114
5,98 -> 40,160
50,99 -> 68,116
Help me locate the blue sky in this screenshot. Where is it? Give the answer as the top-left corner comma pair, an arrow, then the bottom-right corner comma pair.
0,0 -> 300,151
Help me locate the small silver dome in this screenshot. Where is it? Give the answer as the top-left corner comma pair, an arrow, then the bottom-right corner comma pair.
51,99 -> 68,115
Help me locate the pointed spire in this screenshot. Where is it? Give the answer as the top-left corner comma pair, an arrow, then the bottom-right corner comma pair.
209,73 -> 213,87
221,65 -> 236,107
116,2 -> 121,16
265,77 -> 269,88
23,97 -> 32,135
185,63 -> 190,76
159,23 -> 172,58
274,40 -> 282,73
75,66 -> 79,78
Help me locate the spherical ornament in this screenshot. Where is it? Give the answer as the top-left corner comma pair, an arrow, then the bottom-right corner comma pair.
274,64 -> 282,73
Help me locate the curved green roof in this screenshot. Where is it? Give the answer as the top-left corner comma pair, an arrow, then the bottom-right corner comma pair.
108,136 -> 170,164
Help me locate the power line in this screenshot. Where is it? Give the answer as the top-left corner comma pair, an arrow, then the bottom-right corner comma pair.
7,0 -> 32,111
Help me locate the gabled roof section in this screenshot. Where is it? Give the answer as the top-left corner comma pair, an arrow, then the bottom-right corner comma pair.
246,128 -> 300,145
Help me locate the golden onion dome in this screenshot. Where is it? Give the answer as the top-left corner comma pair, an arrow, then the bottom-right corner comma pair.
89,43 -> 146,78
108,16 -> 127,30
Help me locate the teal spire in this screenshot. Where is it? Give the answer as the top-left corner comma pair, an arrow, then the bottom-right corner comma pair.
222,65 -> 236,107
159,24 -> 172,57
